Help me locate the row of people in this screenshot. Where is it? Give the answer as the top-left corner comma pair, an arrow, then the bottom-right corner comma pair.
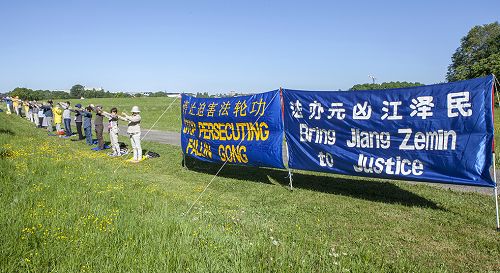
4,98 -> 144,163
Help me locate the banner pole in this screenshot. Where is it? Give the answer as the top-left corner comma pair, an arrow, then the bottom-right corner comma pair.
280,87 -> 293,191
494,153 -> 499,231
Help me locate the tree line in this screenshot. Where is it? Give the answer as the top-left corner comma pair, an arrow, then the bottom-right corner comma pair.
6,84 -> 176,101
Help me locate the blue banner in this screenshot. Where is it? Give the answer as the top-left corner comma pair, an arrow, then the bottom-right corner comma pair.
283,76 -> 495,187
181,90 -> 285,169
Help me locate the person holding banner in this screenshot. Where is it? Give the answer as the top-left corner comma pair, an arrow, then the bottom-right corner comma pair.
118,106 -> 142,162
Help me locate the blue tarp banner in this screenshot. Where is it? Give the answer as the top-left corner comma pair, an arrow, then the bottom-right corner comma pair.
181,90 -> 285,169
283,76 -> 495,187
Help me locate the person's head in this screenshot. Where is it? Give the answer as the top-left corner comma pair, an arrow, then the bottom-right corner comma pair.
86,106 -> 92,112
110,107 -> 118,114
66,101 -> 71,106
48,100 -> 53,105
131,106 -> 140,115
75,103 -> 82,109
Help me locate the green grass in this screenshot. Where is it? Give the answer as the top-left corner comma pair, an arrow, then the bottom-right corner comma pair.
1,111 -> 500,272
65,97 -> 182,132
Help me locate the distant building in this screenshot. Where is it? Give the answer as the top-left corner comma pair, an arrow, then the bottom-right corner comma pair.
84,87 -> 103,91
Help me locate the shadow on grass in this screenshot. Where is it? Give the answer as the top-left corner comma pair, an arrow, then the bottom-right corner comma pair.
184,157 -> 443,210
0,128 -> 15,136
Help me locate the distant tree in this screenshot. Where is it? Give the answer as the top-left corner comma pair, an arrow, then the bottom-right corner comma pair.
196,92 -> 210,98
150,91 -> 168,97
9,87 -> 35,100
447,22 -> 500,81
350,81 -> 424,91
70,84 -> 85,98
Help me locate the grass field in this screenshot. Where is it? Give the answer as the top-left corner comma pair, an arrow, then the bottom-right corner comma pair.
66,97 -> 182,132
1,108 -> 500,272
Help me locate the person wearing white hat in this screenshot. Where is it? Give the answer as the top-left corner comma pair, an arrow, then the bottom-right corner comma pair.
118,106 -> 142,162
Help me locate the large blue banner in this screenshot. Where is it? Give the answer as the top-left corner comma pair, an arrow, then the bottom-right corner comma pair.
181,90 -> 285,169
283,76 -> 495,187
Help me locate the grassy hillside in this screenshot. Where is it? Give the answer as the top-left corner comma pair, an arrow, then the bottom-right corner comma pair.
1,111 -> 499,272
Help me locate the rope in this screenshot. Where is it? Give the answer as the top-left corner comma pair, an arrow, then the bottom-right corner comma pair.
184,90 -> 280,215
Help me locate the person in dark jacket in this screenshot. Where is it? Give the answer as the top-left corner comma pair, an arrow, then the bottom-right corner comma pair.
82,106 -> 93,145
90,105 -> 105,150
42,100 -> 54,133
71,103 -> 85,140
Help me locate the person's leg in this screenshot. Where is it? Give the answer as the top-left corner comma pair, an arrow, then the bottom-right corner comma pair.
76,122 -> 83,139
67,119 -> 72,135
38,117 -> 43,128
133,133 -> 142,161
110,130 -> 120,155
56,123 -> 61,132
94,125 -> 102,149
46,117 -> 53,132
85,127 -> 92,145
64,119 -> 71,136
130,134 -> 137,160
34,113 -> 39,126
97,126 -> 104,149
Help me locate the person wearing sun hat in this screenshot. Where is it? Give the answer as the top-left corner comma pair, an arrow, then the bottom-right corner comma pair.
118,106 -> 142,162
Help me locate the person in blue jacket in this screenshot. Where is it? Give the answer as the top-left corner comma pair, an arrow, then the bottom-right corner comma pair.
82,106 -> 93,145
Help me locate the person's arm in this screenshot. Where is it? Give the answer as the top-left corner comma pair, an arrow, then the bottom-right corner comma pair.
116,114 -> 129,121
127,115 -> 141,122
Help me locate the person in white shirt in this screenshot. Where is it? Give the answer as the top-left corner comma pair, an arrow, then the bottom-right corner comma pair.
60,101 -> 72,137
102,107 -> 121,156
118,106 -> 142,162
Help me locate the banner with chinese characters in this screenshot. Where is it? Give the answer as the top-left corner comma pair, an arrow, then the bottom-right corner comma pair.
283,76 -> 495,187
181,90 -> 285,169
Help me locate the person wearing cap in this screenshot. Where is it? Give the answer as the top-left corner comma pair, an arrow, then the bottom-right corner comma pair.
61,101 -> 72,137
90,104 -> 105,150
118,106 -> 142,162
71,103 -> 84,140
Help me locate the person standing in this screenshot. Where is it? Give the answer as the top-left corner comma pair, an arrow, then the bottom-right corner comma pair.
37,103 -> 45,128
32,101 -> 40,127
61,101 -> 72,137
13,96 -> 20,116
102,107 -> 120,156
23,101 -> 30,120
91,105 -> 105,150
82,106 -> 93,145
119,106 -> 142,162
5,97 -> 12,115
42,100 -> 54,132
53,103 -> 63,134
72,103 -> 84,140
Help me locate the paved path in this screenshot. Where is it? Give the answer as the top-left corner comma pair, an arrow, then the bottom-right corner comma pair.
118,126 -> 181,146
117,126 -> 496,195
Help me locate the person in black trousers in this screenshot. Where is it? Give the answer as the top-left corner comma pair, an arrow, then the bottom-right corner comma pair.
71,103 -> 85,140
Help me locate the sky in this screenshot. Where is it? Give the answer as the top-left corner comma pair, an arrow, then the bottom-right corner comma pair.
1,0 -> 499,93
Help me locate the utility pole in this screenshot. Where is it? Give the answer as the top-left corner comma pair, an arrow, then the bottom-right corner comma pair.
368,75 -> 377,84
